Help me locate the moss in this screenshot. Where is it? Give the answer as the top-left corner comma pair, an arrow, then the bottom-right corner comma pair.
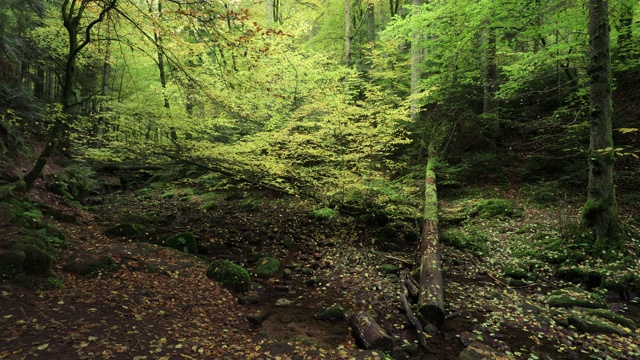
587,309 -> 637,330
554,267 -> 603,288
568,313 -> 628,336
12,243 -> 53,275
206,259 -> 250,292
254,257 -> 280,278
545,287 -> 607,309
502,265 -> 530,280
161,232 -> 197,254
581,198 -> 607,226
309,207 -> 339,220
317,303 -> 345,321
442,226 -> 489,255
0,249 -> 26,278
379,264 -> 401,275
468,199 -> 523,219
105,223 -> 146,241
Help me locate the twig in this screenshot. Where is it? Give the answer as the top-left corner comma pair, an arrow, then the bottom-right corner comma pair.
382,253 -> 412,265
400,280 -> 427,350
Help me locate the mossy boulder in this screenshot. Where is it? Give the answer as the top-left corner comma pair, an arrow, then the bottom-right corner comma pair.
317,303 -> 345,321
568,313 -> 629,336
309,207 -> 339,220
0,249 -> 26,278
586,309 -> 637,330
379,264 -> 401,275
254,257 -> 280,278
468,199 -> 523,219
161,232 -> 197,254
206,259 -> 250,292
104,222 -> 146,240
63,250 -> 119,276
12,243 -> 53,275
545,287 -> 607,309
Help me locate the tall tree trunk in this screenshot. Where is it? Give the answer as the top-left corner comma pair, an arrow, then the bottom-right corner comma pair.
410,0 -> 423,122
97,38 -> 111,147
584,0 -> 619,250
24,0 -> 117,191
367,0 -> 375,43
345,0 -> 351,67
482,25 -> 500,140
417,155 -> 445,327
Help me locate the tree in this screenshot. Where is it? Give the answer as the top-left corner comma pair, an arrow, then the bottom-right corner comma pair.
583,0 -> 620,250
23,0 -> 117,190
345,0 -> 352,66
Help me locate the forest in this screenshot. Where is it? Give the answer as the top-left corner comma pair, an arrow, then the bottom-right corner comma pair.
0,0 -> 639,359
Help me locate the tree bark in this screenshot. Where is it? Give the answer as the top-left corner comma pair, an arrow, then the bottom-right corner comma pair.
410,0 -> 423,122
584,0 -> 619,249
367,1 -> 375,43
482,24 -> 500,140
417,156 -> 445,327
345,0 -> 351,67
347,311 -> 394,351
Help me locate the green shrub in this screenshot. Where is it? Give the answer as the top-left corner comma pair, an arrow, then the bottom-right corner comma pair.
206,260 -> 250,292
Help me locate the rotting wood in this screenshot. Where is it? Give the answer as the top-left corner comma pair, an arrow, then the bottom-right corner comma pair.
401,280 -> 427,349
416,156 -> 445,327
347,311 -> 394,351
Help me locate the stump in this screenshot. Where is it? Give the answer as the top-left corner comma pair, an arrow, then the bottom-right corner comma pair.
348,311 -> 394,351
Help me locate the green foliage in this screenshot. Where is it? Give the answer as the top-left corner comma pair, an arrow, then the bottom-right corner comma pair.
161,232 -> 197,254
206,260 -> 250,292
45,162 -> 97,201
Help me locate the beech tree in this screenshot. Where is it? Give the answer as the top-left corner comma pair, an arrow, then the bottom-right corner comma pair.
583,0 -> 620,250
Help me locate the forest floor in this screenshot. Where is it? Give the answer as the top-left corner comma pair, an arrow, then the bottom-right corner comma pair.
1,172 -> 640,359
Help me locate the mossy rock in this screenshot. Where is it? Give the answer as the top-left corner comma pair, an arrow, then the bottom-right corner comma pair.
503,265 -> 530,280
11,243 -> 53,275
254,257 -> 280,278
0,249 -> 26,278
309,207 -> 339,220
161,232 -> 197,254
554,266 -> 603,288
568,313 -> 629,336
545,287 -> 607,309
379,264 -> 401,275
63,250 -> 119,276
104,222 -> 146,241
586,309 -> 637,330
468,199 -> 523,219
206,259 -> 250,292
317,303 -> 345,321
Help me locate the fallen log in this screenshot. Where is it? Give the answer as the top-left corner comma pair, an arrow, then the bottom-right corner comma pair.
347,311 -> 394,351
400,281 -> 427,349
417,157 -> 445,327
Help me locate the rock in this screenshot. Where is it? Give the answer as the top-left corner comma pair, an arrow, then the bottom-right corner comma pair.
282,268 -> 293,279
459,331 -> 476,346
63,250 -> 119,276
159,232 -> 197,254
246,310 -> 271,325
423,323 -> 439,336
521,304 -> 541,314
379,264 -> 401,275
251,282 -> 266,293
302,267 -> 314,275
0,249 -> 26,278
275,298 -> 293,307
568,313 -> 630,336
104,222 -> 146,241
206,259 -> 250,292
459,341 -> 506,360
317,303 -> 345,321
12,243 -> 53,275
254,257 -> 280,278
265,342 -> 294,356
545,287 -> 607,309
587,309 -> 637,330
304,278 -> 317,287
237,293 -> 261,305
274,284 -> 290,292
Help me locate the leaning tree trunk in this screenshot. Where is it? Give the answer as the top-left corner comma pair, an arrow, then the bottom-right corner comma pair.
584,0 -> 619,250
417,156 -> 445,327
